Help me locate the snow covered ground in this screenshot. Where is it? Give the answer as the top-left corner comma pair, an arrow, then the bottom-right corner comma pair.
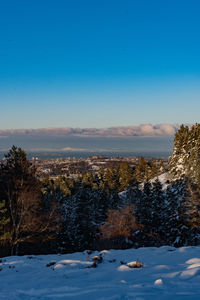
150,172 -> 169,190
1,246 -> 200,299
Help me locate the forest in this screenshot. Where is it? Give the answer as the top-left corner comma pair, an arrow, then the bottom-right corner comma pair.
1,124 -> 200,257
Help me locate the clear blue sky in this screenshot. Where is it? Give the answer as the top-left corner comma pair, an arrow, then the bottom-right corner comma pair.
0,0 -> 200,129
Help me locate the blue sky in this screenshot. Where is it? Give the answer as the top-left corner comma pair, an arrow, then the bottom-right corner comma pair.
0,0 -> 200,129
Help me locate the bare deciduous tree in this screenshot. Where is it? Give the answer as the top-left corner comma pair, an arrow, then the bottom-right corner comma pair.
99,205 -> 142,242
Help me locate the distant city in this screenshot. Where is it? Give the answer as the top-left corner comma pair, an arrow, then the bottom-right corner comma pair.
26,155 -> 168,180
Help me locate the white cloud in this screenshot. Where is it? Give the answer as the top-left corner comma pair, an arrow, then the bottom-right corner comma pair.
0,124 -> 180,137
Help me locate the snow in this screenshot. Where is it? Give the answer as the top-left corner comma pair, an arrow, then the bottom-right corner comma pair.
137,172 -> 170,192
1,246 -> 200,299
154,279 -> 163,286
150,172 -> 169,190
175,163 -> 184,171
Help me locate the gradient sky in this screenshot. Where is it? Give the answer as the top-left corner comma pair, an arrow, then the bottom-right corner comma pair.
0,0 -> 200,129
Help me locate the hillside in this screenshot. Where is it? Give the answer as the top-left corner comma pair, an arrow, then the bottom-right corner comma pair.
1,246 -> 200,299
169,124 -> 200,183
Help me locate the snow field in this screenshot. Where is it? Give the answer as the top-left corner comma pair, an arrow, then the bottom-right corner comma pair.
1,246 -> 200,299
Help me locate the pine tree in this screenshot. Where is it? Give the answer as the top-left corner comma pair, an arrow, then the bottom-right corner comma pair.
184,181 -> 200,244
169,124 -> 200,183
0,200 -> 11,243
0,146 -> 61,255
135,157 -> 150,182
63,187 -> 98,251
136,181 -> 153,227
118,162 -> 134,192
104,166 -> 119,192
165,182 -> 180,244
165,178 -> 192,247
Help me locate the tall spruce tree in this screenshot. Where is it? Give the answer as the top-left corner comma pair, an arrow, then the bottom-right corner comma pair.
169,124 -> 200,183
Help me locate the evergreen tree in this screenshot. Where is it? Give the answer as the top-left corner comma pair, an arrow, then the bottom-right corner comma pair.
165,179 -> 191,247
0,146 -> 61,255
135,157 -> 150,182
104,166 -> 119,192
0,200 -> 11,243
165,182 -> 180,244
184,181 -> 200,244
169,124 -> 200,183
136,181 -> 153,227
151,179 -> 166,243
118,162 -> 134,192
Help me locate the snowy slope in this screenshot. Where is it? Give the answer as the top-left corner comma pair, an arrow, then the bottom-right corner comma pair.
150,172 -> 169,190
119,173 -> 170,200
1,246 -> 200,299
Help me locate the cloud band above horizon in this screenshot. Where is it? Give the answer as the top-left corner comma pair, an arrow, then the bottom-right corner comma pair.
0,124 -> 180,137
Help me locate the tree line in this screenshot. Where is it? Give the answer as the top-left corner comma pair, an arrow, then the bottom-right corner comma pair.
0,139 -> 200,256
